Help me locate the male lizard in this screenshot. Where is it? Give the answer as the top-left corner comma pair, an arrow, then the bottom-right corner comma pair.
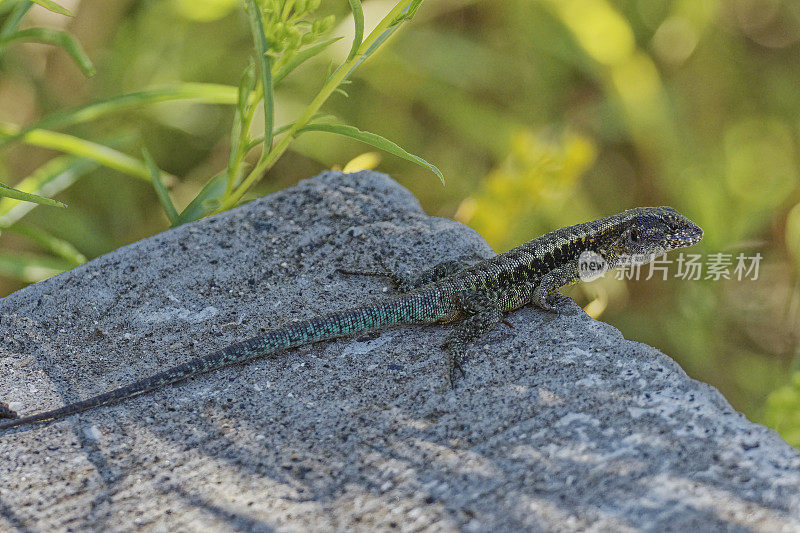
0,206 -> 702,431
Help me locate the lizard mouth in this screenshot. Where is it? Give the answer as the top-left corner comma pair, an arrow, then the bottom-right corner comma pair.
668,223 -> 703,249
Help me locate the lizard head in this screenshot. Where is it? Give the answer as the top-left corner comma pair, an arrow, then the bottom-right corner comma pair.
606,206 -> 703,265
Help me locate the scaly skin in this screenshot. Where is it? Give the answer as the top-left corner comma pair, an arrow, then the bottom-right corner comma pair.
0,206 -> 702,431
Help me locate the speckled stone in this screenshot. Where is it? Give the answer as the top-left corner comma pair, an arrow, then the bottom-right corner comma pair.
1,170 -> 798,532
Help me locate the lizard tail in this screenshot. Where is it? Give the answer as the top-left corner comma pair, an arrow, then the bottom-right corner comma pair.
0,292 -> 442,431
0,336 -> 268,431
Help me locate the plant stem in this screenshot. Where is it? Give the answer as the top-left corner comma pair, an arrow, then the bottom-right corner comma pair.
214,0 -> 418,213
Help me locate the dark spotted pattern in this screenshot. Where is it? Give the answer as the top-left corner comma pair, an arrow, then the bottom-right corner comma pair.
0,207 -> 702,430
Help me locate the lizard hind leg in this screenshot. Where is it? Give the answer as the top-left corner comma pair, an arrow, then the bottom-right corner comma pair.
339,258 -> 471,293
443,290 -> 503,386
396,259 -> 469,292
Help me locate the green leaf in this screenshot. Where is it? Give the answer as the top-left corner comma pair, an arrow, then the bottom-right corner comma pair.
29,0 -> 72,16
272,37 -> 342,85
0,1 -> 22,17
346,0 -> 364,60
297,123 -> 444,184
174,172 -> 228,226
2,223 -> 85,266
4,28 -> 94,77
0,2 -> 31,43
246,0 -> 274,155
0,251 -> 72,283
333,4 -> 407,84
395,0 -> 423,23
0,122 -> 177,185
237,63 -> 256,115
226,64 -> 256,193
0,181 -> 66,207
214,0 -> 427,215
142,148 -> 179,224
245,120 -> 301,151
0,83 -> 239,149
0,156 -> 97,225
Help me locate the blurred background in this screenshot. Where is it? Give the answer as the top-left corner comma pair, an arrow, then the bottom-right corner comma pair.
1,0 -> 800,445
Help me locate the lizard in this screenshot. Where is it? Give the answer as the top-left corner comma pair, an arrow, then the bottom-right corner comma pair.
0,206 -> 702,431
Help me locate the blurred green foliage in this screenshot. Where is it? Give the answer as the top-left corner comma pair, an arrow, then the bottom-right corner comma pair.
763,371 -> 800,447
0,0 -> 438,230
1,0 -> 800,445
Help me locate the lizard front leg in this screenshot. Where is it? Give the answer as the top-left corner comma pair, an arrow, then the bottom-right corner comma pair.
532,260 -> 580,312
443,290 -> 503,385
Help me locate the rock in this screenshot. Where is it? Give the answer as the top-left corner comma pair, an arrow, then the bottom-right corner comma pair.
0,170 -> 798,531
83,425 -> 103,441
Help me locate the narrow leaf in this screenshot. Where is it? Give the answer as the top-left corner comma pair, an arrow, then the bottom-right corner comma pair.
2,224 -> 86,266
272,37 -> 342,85
227,114 -> 246,192
237,63 -> 256,114
245,120 -> 298,151
0,2 -> 31,43
395,0 -> 423,23
0,122 -> 177,185
0,83 -> 239,149
227,64 -> 256,192
5,28 -> 94,77
174,172 -> 228,226
0,181 -> 66,207
335,9 -> 406,84
346,0 -> 364,60
29,0 -> 72,16
142,148 -> 179,224
0,156 -> 97,225
245,0 -> 274,155
297,123 -> 444,183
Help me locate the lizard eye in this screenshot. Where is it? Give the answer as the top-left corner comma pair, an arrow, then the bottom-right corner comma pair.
628,228 -> 640,243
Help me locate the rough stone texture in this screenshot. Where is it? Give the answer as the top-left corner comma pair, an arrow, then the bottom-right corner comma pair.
1,170 -> 799,532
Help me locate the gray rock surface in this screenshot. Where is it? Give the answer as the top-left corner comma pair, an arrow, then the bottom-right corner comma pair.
1,170 -> 799,532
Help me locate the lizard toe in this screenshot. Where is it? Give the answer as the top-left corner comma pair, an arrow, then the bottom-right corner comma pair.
0,401 -> 18,420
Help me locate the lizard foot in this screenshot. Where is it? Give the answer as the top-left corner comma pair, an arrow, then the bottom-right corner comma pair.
532,292 -> 571,315
443,341 -> 467,388
549,294 -> 576,316
442,290 -> 504,386
0,401 -> 18,420
337,258 -> 421,293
